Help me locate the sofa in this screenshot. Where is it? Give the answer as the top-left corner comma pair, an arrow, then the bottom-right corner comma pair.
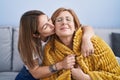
0,26 -> 120,80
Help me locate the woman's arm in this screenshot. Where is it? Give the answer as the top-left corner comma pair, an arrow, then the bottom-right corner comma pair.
28,54 -> 75,79
81,26 -> 95,57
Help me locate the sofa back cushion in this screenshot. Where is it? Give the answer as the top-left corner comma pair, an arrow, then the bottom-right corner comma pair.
111,33 -> 120,57
95,28 -> 120,48
0,27 -> 12,71
12,27 -> 23,72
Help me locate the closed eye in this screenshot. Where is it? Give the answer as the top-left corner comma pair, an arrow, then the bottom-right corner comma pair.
66,17 -> 71,21
42,24 -> 47,30
56,18 -> 62,22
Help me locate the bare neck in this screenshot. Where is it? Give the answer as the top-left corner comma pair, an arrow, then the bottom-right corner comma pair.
59,36 -> 73,49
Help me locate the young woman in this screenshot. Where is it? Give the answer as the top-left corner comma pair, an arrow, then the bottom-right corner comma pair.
15,10 -> 95,80
42,7 -> 120,80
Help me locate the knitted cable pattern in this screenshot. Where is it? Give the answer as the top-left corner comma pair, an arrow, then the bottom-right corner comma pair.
42,28 -> 120,80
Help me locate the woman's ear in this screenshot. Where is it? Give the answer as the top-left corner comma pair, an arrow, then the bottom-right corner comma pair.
33,34 -> 40,38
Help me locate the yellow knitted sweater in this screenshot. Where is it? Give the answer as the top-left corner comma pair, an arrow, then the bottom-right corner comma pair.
42,28 -> 120,80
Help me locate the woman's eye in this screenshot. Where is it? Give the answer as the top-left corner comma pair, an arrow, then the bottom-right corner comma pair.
56,18 -> 62,22
43,24 -> 47,30
66,18 -> 71,21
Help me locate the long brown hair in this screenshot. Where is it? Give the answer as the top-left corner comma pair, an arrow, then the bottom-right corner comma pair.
51,7 -> 81,30
18,10 -> 45,68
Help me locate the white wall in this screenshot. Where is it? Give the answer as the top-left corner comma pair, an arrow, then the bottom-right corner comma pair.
1,0 -> 120,28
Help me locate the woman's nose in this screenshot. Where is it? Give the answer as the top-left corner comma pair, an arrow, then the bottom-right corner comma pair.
62,19 -> 67,24
48,20 -> 54,28
48,22 -> 54,28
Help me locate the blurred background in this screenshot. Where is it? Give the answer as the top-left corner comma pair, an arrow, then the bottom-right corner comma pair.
0,0 -> 120,28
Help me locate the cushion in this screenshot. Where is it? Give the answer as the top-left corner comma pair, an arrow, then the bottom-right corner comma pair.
95,29 -> 111,47
0,72 -> 18,80
12,27 -> 23,72
111,33 -> 120,57
0,27 -> 12,71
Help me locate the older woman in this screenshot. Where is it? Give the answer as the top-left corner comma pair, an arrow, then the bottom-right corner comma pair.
42,8 -> 120,80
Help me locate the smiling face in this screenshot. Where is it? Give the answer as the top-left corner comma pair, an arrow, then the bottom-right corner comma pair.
38,15 -> 55,37
55,11 -> 75,37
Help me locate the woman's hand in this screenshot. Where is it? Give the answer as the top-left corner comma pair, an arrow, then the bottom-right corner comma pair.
81,26 -> 95,57
71,65 -> 91,80
81,37 -> 94,57
56,54 -> 75,70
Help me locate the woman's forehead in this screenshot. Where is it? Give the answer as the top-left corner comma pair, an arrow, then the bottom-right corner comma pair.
39,14 -> 48,19
57,11 -> 72,17
38,15 -> 49,23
